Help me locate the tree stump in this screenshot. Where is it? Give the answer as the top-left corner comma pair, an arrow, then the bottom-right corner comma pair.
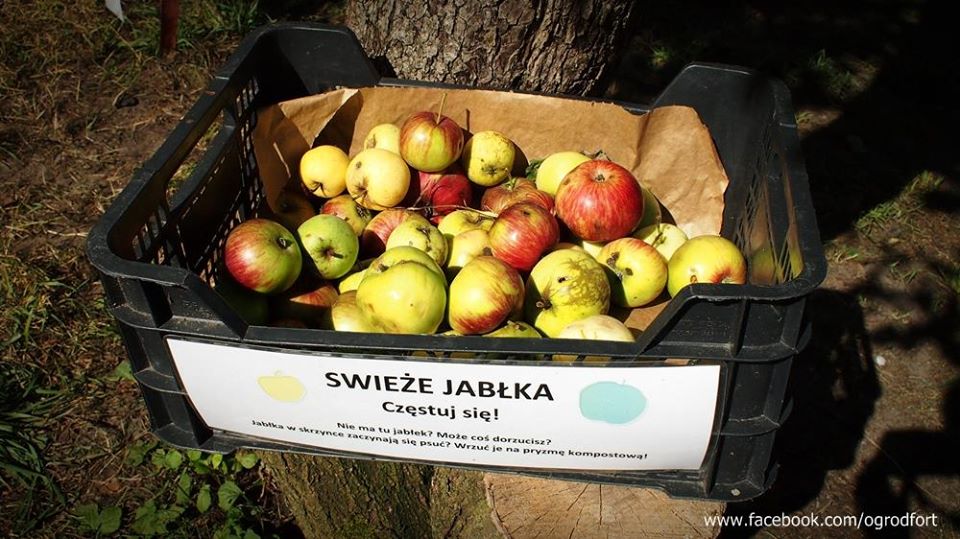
261,452 -> 723,538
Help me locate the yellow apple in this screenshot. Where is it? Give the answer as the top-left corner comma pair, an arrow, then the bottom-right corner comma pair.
633,222 -> 689,262
327,290 -> 380,332
553,314 -> 634,362
461,131 -> 515,187
667,235 -> 747,297
363,123 -> 401,154
445,228 -> 492,277
346,148 -> 411,210
437,209 -> 496,239
356,258 -> 447,334
300,145 -> 350,198
385,219 -> 448,267
535,151 -> 590,196
337,269 -> 367,293
523,248 -> 610,338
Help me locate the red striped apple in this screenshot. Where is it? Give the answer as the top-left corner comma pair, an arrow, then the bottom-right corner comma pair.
418,167 -> 472,222
480,177 -> 554,214
555,160 -> 644,242
598,238 -> 668,307
321,194 -> 372,236
447,256 -> 524,335
667,235 -> 747,297
270,279 -> 339,326
399,109 -> 464,172
360,209 -> 429,258
224,219 -> 302,295
488,203 -> 559,272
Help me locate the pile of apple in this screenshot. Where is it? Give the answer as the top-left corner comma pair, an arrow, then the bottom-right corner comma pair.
217,102 -> 748,345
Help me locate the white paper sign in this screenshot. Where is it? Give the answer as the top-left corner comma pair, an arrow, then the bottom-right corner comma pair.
167,338 -> 720,470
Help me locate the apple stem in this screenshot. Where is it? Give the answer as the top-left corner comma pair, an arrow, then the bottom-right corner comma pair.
436,93 -> 447,124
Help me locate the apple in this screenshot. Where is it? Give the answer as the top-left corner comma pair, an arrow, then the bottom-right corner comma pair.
480,177 -> 554,214
667,235 -> 747,297
345,148 -> 411,210
297,214 -> 360,280
535,151 -> 590,196
555,159 -> 644,242
385,219 -> 448,267
224,218 -> 301,295
523,248 -> 610,338
356,257 -> 447,334
488,202 -> 559,272
214,272 -> 268,325
554,314 -> 634,362
598,238 -> 668,308
337,269 -> 367,293
326,290 -> 380,333
321,194 -> 373,236
551,242 -> 585,253
399,108 -> 464,172
363,123 -> 401,154
266,188 -> 315,232
300,145 -> 350,198
270,279 -> 339,326
360,209 -> 429,257
437,209 -> 496,239
461,130 -> 515,186
418,167 -> 473,222
575,238 -> 606,260
448,256 -> 524,335
367,246 -> 445,278
633,223 -> 689,262
445,228 -> 492,277
637,186 -> 662,230
485,320 -> 541,338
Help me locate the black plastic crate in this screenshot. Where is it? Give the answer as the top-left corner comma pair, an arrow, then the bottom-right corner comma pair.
86,23 -> 826,502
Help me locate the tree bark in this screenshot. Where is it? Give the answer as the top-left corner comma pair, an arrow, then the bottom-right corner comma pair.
345,0 -> 637,96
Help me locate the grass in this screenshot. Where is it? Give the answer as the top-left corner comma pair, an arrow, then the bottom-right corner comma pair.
854,170 -> 946,234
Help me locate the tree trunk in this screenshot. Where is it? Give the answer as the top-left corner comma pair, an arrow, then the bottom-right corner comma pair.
261,3 -> 724,536
345,0 -> 637,96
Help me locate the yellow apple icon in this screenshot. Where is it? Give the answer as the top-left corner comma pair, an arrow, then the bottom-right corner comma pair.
257,373 -> 306,403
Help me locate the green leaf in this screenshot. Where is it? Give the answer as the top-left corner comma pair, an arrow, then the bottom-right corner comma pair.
126,441 -> 158,467
210,453 -> 223,470
525,158 -> 544,179
217,480 -> 242,511
99,505 -> 122,534
106,360 -> 135,382
176,472 -> 193,505
237,452 -> 259,469
242,528 -> 261,539
74,503 -> 101,532
132,500 -> 162,536
187,449 -> 203,462
150,449 -> 167,469
164,449 -> 183,470
196,484 -> 212,513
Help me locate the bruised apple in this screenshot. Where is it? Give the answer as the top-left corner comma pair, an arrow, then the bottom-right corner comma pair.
523,248 -> 610,338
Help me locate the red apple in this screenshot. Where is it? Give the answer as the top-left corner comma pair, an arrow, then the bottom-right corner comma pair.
418,167 -> 473,222
321,194 -> 373,236
270,279 -> 339,326
448,256 -> 525,335
399,109 -> 464,173
667,235 -> 747,297
488,203 -> 559,272
359,209 -> 430,258
480,177 -> 554,215
555,160 -> 644,242
224,219 -> 302,295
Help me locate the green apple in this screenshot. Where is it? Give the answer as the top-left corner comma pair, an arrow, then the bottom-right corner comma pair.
366,246 -> 445,279
297,214 -> 360,279
356,259 -> 447,334
337,269 -> 367,293
461,130 -> 515,187
523,248 -> 610,338
385,219 -> 448,267
485,321 -> 541,338
445,228 -> 492,277
437,209 -> 496,239
447,256 -> 524,335
535,151 -> 590,196
667,235 -> 747,297
326,290 -> 380,333
598,238 -> 668,307
633,222 -> 689,262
